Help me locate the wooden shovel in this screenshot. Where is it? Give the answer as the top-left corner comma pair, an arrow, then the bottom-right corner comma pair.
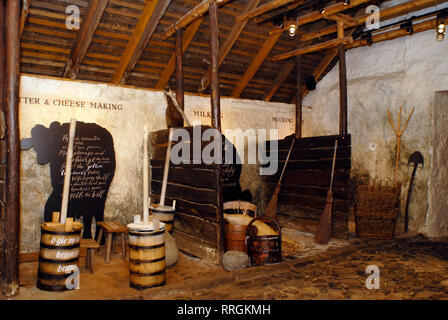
264,137 -> 295,219
315,139 -> 338,245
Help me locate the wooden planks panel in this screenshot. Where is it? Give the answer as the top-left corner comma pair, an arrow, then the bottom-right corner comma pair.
261,134 -> 351,238
149,126 -> 222,264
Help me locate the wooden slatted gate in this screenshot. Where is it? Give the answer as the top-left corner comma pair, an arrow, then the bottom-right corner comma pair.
261,134 -> 351,238
149,126 -> 224,264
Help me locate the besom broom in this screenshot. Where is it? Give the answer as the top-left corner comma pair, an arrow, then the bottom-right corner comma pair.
265,137 -> 295,219
315,139 -> 338,244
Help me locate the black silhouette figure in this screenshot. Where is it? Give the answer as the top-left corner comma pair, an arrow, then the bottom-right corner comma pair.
21,121 -> 116,239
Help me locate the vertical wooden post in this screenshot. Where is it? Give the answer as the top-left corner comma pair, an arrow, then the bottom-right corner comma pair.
2,0 -> 20,297
295,54 -> 303,138
209,0 -> 224,264
0,0 -> 4,112
209,1 -> 221,131
175,28 -> 184,112
338,44 -> 348,135
0,0 -> 6,296
338,22 -> 347,135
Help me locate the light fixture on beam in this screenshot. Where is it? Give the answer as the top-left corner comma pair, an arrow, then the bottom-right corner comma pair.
400,19 -> 414,34
437,12 -> 446,41
361,31 -> 373,46
288,22 -> 297,37
343,0 -> 350,6
318,1 -> 326,15
288,16 -> 298,38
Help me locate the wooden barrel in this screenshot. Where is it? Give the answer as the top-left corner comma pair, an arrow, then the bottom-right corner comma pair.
150,205 -> 175,234
224,223 -> 247,253
246,217 -> 282,266
37,222 -> 83,291
127,222 -> 166,290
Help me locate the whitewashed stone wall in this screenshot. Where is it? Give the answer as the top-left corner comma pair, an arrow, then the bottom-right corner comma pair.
302,8 -> 448,236
19,75 -> 294,252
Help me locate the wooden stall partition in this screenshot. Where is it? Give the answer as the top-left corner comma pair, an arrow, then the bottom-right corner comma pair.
261,135 -> 351,238
149,126 -> 224,264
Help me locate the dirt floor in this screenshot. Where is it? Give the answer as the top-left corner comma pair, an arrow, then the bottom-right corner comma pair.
5,230 -> 448,300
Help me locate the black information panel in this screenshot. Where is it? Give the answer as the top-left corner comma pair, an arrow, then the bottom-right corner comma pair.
25,121 -> 116,238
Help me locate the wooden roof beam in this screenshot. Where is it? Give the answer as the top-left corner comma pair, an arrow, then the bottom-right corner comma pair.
263,39 -> 313,101
235,0 -> 306,23
348,17 -> 438,49
111,0 -> 172,84
155,16 -> 205,89
326,13 -> 358,26
231,32 -> 282,98
198,0 -> 262,92
263,60 -> 296,101
291,6 -> 370,103
270,0 -> 372,36
62,0 -> 109,79
301,0 -> 445,42
356,0 -> 447,25
160,0 -> 231,40
272,36 -> 353,61
20,0 -> 32,37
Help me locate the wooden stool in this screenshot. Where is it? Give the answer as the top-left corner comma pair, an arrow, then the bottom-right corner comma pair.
96,221 -> 127,264
80,239 -> 100,274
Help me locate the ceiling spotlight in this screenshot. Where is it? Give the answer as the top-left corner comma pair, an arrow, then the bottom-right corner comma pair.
437,12 -> 446,41
288,22 -> 297,37
343,0 -> 350,6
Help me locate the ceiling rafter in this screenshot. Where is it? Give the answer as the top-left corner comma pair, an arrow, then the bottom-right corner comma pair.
155,16 -> 205,89
288,4 -> 373,103
20,0 -> 33,37
235,0 -> 307,23
263,39 -> 313,101
198,0 -> 262,92
299,0 -> 446,43
270,0 -> 372,36
160,0 -> 232,40
62,0 -> 109,79
111,0 -> 172,84
231,32 -> 282,98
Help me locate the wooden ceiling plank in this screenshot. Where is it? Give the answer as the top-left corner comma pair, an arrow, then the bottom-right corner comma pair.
155,16 -> 205,89
160,0 -> 232,40
62,0 -> 110,79
231,32 -> 282,98
198,0 -> 262,92
235,0 -> 306,23
111,0 -> 172,84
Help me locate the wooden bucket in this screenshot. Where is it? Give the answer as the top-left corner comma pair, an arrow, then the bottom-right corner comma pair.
127,222 -> 166,290
224,223 -> 247,253
223,200 -> 257,217
150,204 -> 175,234
37,222 -> 83,291
246,217 -> 282,266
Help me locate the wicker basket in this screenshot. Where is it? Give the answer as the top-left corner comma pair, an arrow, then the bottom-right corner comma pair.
354,183 -> 401,240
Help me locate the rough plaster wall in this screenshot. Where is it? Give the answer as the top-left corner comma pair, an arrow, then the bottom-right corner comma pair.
19,76 -> 294,252
302,27 -> 448,236
428,92 -> 448,237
